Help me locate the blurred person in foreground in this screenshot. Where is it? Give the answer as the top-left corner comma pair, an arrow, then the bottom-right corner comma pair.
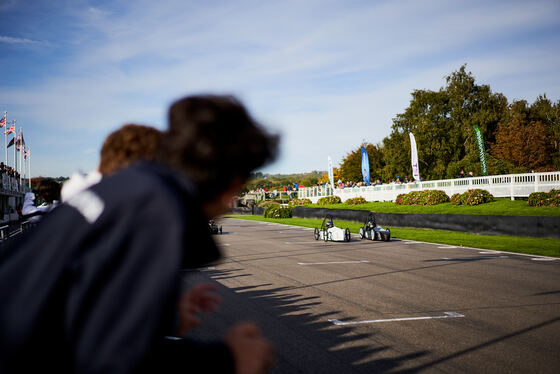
0,95 -> 278,374
65,123 -> 223,338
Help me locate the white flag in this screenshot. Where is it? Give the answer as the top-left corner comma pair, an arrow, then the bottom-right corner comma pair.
328,156 -> 334,189
409,132 -> 420,181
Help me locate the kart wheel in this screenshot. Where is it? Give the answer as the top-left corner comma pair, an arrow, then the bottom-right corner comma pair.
219,226 -> 223,234
384,229 -> 391,242
324,229 -> 330,242
345,228 -> 351,242
359,227 -> 365,239
373,231 -> 379,241
314,228 -> 319,240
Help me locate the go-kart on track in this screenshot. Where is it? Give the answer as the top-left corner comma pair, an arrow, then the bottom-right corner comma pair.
187,218 -> 560,374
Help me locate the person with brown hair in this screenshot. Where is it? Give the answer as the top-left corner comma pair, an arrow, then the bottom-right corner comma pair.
99,123 -> 162,176
1,94 -> 278,374
61,124 -> 162,202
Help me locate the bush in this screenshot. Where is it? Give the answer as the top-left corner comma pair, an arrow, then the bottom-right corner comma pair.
263,204 -> 292,218
288,198 -> 312,207
395,193 -> 406,205
450,193 -> 462,205
424,190 -> 450,205
451,189 -> 495,206
317,196 -> 342,205
527,189 -> 560,207
394,190 -> 449,205
345,196 -> 367,205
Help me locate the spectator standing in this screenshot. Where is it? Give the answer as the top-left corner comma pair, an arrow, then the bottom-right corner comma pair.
0,95 -> 278,374
61,124 -> 163,202
21,178 -> 61,222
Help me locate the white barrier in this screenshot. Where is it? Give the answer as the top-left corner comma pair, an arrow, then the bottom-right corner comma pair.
298,171 -> 560,203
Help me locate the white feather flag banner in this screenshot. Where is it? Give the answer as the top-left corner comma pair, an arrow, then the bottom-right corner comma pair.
409,132 -> 420,181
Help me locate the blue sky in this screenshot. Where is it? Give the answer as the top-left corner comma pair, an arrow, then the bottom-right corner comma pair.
1,0 -> 559,177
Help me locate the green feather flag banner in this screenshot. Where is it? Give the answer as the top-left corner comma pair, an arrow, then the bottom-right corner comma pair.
473,125 -> 488,176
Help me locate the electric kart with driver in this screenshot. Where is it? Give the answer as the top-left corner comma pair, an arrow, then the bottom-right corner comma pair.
208,219 -> 222,235
314,214 -> 351,242
359,212 -> 391,241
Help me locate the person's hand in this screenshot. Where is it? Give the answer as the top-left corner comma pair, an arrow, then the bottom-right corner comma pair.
224,322 -> 275,374
176,283 -> 222,335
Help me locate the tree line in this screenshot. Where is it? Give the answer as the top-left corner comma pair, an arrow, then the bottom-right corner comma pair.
338,65 -> 559,183
245,171 -> 324,192
247,65 -> 559,189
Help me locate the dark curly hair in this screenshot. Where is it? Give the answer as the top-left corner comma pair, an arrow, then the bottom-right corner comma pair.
159,95 -> 278,202
36,178 -> 61,204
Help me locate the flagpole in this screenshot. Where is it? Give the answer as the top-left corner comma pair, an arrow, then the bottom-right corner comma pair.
19,127 -> 23,185
28,149 -> 31,188
13,123 -> 17,175
3,111 -> 7,165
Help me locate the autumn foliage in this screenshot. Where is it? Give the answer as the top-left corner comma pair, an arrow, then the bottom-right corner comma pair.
491,119 -> 554,172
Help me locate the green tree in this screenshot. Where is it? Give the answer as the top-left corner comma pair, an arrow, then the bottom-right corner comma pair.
382,65 -> 508,180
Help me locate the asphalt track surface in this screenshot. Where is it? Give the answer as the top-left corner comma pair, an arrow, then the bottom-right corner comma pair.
185,218 -> 560,374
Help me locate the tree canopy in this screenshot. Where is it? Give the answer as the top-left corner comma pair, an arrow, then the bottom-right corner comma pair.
338,65 -> 559,182
247,65 -> 559,189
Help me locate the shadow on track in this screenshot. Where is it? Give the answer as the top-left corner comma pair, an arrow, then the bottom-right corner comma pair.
183,268 -> 429,374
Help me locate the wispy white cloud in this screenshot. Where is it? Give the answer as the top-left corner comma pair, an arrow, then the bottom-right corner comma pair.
0,35 -> 43,45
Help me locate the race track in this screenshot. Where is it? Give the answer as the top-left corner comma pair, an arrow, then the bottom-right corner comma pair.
184,218 -> 560,374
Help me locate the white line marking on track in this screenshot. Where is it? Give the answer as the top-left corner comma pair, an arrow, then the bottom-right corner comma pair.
441,256 -> 508,260
302,228 -> 315,231
531,258 -> 558,261
438,246 -> 457,248
298,260 -> 370,265
329,312 -> 465,326
479,251 -> 500,254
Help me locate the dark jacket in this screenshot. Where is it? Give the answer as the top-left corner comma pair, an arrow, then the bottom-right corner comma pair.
0,163 -> 233,373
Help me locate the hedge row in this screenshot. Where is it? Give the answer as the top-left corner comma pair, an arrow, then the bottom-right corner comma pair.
263,204 -> 293,218
451,189 -> 495,206
344,196 -> 367,205
317,196 -> 342,205
527,189 -> 560,207
288,198 -> 312,206
395,190 -> 450,205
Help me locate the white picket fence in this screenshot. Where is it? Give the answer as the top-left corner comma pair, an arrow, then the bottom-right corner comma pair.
297,171 -> 560,203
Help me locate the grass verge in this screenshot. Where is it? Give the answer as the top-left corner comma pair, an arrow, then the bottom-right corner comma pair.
226,215 -> 560,258
302,198 -> 560,217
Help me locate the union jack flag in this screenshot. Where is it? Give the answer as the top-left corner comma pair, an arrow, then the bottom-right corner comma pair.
5,125 -> 15,135
0,112 -> 6,127
15,133 -> 23,151
24,148 -> 30,158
